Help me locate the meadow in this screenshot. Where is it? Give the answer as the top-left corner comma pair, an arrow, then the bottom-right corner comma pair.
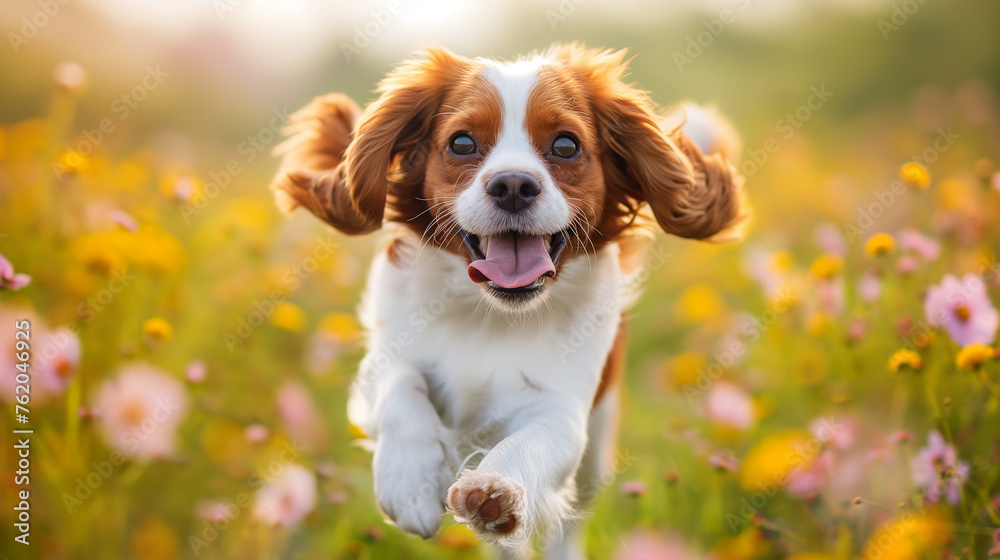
2,1 -> 1000,559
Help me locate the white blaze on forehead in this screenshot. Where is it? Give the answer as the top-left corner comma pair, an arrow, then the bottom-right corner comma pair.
453,56 -> 570,237
479,57 -> 548,158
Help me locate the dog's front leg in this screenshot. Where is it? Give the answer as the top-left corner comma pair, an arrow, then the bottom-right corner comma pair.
353,356 -> 456,538
447,397 -> 588,553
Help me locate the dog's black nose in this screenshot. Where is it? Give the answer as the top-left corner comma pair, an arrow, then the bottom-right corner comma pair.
485,172 -> 541,213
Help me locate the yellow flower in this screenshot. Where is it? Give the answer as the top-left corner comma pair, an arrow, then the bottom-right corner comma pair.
770,250 -> 793,274
114,160 -> 150,191
935,177 -> 971,211
899,162 -> 930,189
864,233 -> 895,257
270,302 -> 306,332
806,312 -> 832,336
860,511 -> 950,560
713,528 -> 771,560
438,523 -> 479,550
887,349 -> 923,373
319,311 -> 360,343
956,344 -> 994,370
127,227 -> 186,276
130,517 -> 179,560
674,284 -> 724,324
348,422 -> 369,439
786,555 -> 834,560
70,231 -> 131,274
56,151 -> 91,175
143,317 -> 173,341
809,253 -> 842,279
739,431 -> 818,491
663,351 -> 707,387
7,119 -> 47,159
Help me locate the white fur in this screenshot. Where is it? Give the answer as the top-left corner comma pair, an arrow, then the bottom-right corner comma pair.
348,227 -> 624,556
455,59 -> 571,237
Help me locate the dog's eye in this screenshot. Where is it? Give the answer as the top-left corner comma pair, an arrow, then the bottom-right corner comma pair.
551,135 -> 579,158
450,133 -> 477,156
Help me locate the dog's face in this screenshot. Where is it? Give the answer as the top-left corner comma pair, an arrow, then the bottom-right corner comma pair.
271,43 -> 745,312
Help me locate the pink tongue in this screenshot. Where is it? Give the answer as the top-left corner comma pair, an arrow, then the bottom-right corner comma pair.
468,233 -> 556,289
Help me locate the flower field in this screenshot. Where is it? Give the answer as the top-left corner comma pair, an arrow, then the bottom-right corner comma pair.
2,1 -> 1000,559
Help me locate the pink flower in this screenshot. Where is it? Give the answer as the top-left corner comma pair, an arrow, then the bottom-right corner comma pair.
911,430 -> 969,505
94,363 -> 188,460
109,209 -> 138,232
858,274 -> 881,302
896,255 -> 919,274
197,501 -> 235,523
0,253 -> 31,290
33,327 -> 81,397
815,223 -> 846,255
184,360 -> 207,383
277,380 -> 328,451
889,430 -> 915,444
816,277 -> 845,315
899,229 -> 940,261
811,417 -> 856,450
621,480 -> 648,496
245,424 -> 270,443
616,531 -> 714,560
925,273 -> 999,346
847,320 -> 868,344
705,382 -> 755,430
252,464 -> 317,527
786,449 -> 834,499
708,450 -> 740,472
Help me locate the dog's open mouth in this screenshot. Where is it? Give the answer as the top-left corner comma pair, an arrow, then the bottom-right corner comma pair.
460,230 -> 567,294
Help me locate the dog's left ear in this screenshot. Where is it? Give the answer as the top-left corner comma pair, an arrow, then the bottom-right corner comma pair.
271,46 -> 472,235
550,44 -> 747,242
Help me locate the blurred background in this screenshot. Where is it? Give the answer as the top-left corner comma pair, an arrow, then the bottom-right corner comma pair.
2,0 -> 1000,558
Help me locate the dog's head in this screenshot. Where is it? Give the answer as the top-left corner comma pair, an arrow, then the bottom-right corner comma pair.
271,43 -> 745,311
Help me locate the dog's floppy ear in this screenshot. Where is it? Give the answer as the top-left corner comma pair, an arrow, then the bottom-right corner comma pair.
550,43 -> 746,242
271,46 -> 471,235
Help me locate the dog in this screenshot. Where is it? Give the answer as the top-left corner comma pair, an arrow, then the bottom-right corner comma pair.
270,43 -> 745,559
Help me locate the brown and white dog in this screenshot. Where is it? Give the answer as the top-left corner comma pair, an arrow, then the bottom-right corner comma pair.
270,43 -> 745,559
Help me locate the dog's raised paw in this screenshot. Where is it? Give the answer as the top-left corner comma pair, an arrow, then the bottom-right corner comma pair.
447,470 -> 527,542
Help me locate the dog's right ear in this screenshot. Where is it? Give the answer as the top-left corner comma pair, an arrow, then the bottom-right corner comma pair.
271,47 -> 471,235
271,94 -> 370,233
